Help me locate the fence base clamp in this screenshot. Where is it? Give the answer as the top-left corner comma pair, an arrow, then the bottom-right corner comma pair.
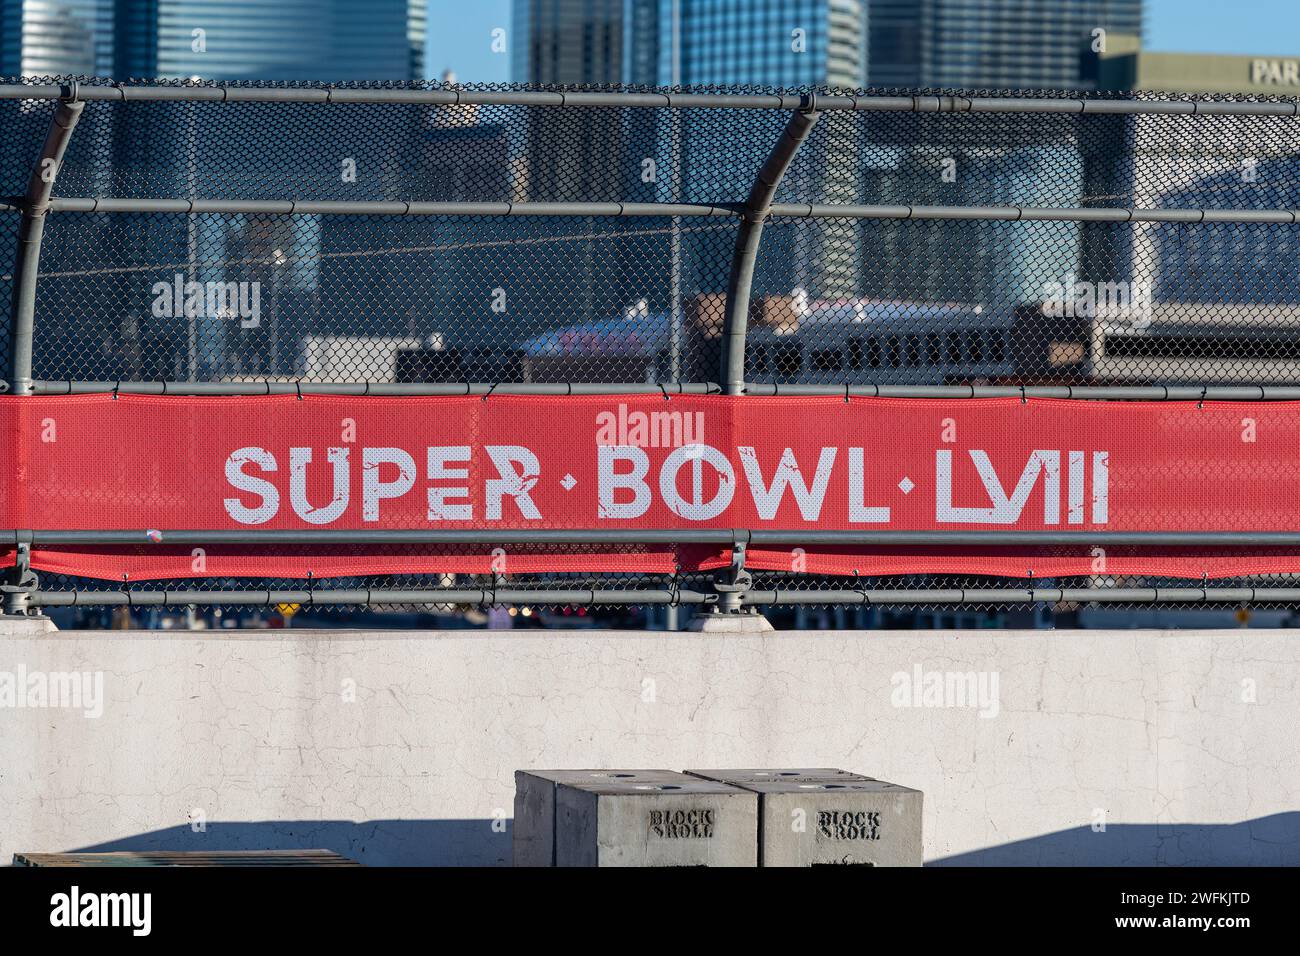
1,543 -> 40,617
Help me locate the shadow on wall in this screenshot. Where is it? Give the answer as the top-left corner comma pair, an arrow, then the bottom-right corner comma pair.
66,814 -> 1300,866
71,820 -> 510,867
931,815 -> 1300,866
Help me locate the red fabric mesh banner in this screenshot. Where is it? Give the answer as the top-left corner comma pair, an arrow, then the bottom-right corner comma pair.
2,394 -> 1299,580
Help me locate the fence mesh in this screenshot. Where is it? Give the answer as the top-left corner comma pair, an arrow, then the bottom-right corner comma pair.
6,78 -> 1300,389
4,78 -> 1300,619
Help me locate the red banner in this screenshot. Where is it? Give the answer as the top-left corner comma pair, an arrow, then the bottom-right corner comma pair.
1,394 -> 1298,580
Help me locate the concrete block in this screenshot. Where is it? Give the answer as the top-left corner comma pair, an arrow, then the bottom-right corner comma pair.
0,616 -> 57,636
514,769 -> 757,867
686,768 -> 923,867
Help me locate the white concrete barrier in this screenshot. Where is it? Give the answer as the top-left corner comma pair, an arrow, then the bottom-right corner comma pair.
0,626 -> 1297,866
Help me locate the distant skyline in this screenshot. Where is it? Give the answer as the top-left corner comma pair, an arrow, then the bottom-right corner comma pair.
424,0 -> 1300,85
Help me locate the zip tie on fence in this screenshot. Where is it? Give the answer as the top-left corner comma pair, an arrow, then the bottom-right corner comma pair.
481,382 -> 498,402
306,570 -> 315,607
658,383 -> 671,401
111,381 -> 120,401
843,383 -> 850,403
294,380 -> 303,401
1019,385 -> 1027,405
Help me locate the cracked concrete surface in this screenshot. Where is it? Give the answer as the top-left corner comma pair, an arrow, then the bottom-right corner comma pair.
0,628 -> 1296,865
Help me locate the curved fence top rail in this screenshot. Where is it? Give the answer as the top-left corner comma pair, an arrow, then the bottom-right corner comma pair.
0,77 -> 1298,115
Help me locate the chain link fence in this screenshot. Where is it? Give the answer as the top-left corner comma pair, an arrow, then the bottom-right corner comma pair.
4,77 -> 1300,627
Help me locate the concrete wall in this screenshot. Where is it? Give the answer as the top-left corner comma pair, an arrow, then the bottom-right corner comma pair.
1,623 -> 1297,866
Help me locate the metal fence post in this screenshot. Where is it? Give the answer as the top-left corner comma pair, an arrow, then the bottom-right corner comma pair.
720,103 -> 820,395
9,93 -> 84,396
3,91 -> 82,617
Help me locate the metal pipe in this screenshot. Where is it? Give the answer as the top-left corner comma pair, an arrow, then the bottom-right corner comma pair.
30,381 -> 1300,401
46,197 -> 1300,226
8,98 -> 83,395
766,203 -> 1300,224
48,198 -> 741,218
12,529 -> 1300,547
0,84 -> 1294,116
742,587 -> 1299,605
25,585 -> 1298,608
722,108 -> 821,395
741,384 -> 1300,400
29,587 -> 716,607
29,380 -> 722,396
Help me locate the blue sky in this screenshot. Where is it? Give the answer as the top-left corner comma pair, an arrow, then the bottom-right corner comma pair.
424,0 -> 1300,84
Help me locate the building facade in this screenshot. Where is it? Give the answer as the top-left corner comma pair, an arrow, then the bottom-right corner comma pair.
869,0 -> 1143,89
1076,37 -> 1300,384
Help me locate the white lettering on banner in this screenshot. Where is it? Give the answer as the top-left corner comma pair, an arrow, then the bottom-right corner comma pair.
290,446 -> 349,524
935,449 -> 1108,525
221,444 -> 1112,527
660,444 -> 734,520
848,447 -> 891,523
738,446 -> 837,521
484,445 -> 541,520
224,446 -> 279,524
362,448 -> 417,521
427,446 -> 472,520
598,445 -> 652,519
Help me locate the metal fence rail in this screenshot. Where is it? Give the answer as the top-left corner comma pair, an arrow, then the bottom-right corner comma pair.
3,77 -> 1300,619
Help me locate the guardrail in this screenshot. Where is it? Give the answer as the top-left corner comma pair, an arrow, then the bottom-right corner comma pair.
2,78 -> 1300,620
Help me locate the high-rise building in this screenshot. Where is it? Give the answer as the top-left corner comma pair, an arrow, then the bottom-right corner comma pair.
113,0 -> 424,81
869,0 -> 1143,89
860,1 -> 1146,311
1085,36 -> 1300,331
626,0 -> 867,89
1,0 -> 426,81
0,0 -> 114,76
623,1 -> 869,299
512,0 -> 624,85
29,0 -> 430,382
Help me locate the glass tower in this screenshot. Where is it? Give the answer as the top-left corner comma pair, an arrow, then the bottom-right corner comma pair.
869,0 -> 1144,89
0,0 -> 114,76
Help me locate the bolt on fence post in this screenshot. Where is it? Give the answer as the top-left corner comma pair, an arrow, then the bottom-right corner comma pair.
721,104 -> 820,395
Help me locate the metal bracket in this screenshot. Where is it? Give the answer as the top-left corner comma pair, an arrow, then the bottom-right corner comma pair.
713,536 -> 753,614
1,542 -> 39,616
